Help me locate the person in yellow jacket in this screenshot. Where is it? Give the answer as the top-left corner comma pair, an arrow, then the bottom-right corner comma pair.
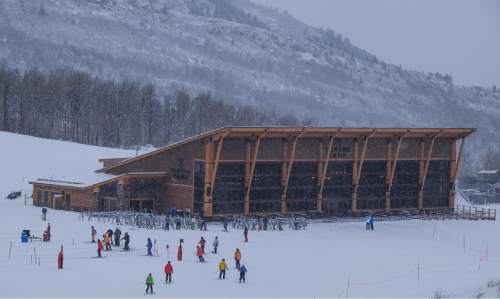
234,248 -> 241,270
103,234 -> 112,251
218,258 -> 228,279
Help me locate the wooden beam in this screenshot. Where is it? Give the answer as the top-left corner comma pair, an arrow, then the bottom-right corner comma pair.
245,130 -> 269,200
420,132 -> 442,193
353,130 -> 376,194
209,130 -> 230,199
318,130 -> 341,197
449,137 -> 466,207
244,140 -> 251,215
282,130 -> 305,212
387,132 -> 409,198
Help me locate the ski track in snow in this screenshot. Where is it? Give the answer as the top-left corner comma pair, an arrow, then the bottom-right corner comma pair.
1,132 -> 500,297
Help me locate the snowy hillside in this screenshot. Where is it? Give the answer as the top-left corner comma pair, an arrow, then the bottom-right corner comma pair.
1,132 -> 500,297
0,0 -> 499,164
0,131 -> 142,198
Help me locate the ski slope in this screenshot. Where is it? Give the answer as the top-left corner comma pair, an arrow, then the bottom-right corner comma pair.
1,132 -> 500,297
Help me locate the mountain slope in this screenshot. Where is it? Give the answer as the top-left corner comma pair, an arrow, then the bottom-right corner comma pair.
0,0 -> 499,167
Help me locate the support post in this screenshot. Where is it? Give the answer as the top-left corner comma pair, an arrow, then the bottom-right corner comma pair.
203,139 -> 214,217
352,130 -> 376,211
385,141 -> 392,210
92,186 -> 100,211
386,132 -> 408,210
117,177 -> 129,211
318,130 -> 340,212
449,138 -> 466,208
282,130 -> 305,213
244,140 -> 251,215
352,140 -> 359,211
316,139 -> 324,212
419,132 -> 441,208
245,131 -> 269,213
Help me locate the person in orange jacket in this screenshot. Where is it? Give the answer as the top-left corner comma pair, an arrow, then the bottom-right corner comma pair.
164,261 -> 173,283
196,245 -> 205,262
97,239 -> 104,257
234,248 -> 241,270
103,234 -> 111,251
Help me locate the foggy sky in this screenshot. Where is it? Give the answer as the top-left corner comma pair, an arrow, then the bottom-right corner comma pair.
252,0 -> 500,87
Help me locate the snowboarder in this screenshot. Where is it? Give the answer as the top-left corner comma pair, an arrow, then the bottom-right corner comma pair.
234,248 -> 241,270
218,258 -> 228,279
145,273 -> 154,294
200,218 -> 207,231
243,226 -> 248,242
196,245 -> 205,262
223,219 -> 228,232
177,239 -> 183,261
41,207 -> 47,221
198,237 -> 206,254
164,261 -> 173,283
103,234 -> 112,251
106,229 -> 114,245
366,215 -> 374,231
57,245 -> 63,269
122,232 -> 130,251
114,228 -> 121,247
146,238 -> 153,256
212,236 -> 219,254
91,226 -> 97,243
239,264 -> 247,283
97,239 -> 103,257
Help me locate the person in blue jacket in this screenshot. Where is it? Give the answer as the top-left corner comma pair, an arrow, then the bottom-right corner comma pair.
146,238 -> 153,256
366,215 -> 374,231
239,264 -> 247,283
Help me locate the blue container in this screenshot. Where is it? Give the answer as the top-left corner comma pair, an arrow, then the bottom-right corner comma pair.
21,233 -> 28,243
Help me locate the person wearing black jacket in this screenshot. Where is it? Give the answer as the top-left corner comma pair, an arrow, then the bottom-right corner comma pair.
122,232 -> 130,251
114,228 -> 121,247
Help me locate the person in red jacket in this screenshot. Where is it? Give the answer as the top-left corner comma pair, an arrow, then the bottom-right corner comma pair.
164,261 -> 173,283
196,245 -> 205,262
57,245 -> 63,269
97,239 -> 104,257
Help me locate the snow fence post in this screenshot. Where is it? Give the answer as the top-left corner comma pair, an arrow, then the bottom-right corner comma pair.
463,235 -> 466,253
9,241 -> 12,259
417,261 -> 420,283
346,277 -> 350,298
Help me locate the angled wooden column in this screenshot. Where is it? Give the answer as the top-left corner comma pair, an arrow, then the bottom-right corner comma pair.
419,132 -> 441,208
352,130 -> 376,211
206,131 -> 230,216
418,139 -> 425,208
281,130 -> 305,213
117,177 -> 129,211
245,131 -> 269,214
386,132 -> 408,210
281,139 -> 288,212
244,140 -> 251,215
203,138 -> 214,216
449,137 -> 465,208
316,139 -> 324,212
92,186 -> 100,211
351,140 -> 359,211
317,130 -> 340,212
385,141 -> 392,210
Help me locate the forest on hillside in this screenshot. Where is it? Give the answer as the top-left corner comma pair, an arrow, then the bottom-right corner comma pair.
0,65 -> 315,148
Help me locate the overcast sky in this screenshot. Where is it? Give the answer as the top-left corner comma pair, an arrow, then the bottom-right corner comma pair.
252,0 -> 500,87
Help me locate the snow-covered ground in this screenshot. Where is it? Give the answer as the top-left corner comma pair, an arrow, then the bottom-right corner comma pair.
1,132 -> 500,297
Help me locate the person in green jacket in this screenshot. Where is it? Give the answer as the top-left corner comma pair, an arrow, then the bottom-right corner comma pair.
145,273 -> 154,294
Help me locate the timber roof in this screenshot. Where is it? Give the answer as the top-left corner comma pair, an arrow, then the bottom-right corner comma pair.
96,126 -> 475,174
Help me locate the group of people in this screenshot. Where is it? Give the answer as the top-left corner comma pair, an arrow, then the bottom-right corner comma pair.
93,226 -> 130,257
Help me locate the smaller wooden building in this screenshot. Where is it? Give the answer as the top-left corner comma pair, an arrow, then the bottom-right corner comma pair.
30,126 -> 475,216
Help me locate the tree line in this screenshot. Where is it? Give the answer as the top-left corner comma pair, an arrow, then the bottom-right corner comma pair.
0,66 -> 314,148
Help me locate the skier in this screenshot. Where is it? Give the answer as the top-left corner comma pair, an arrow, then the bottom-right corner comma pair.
196,245 -> 205,262
366,215 -> 374,231
145,273 -> 154,295
57,245 -> 63,269
164,215 -> 169,231
223,219 -> 228,232
212,236 -> 219,254
146,238 -> 153,256
243,226 -> 248,242
41,207 -> 47,221
164,261 -> 173,283
177,239 -> 183,261
106,229 -> 114,245
198,237 -> 206,254
122,232 -> 130,251
175,217 -> 181,230
91,226 -> 97,243
219,258 -> 228,279
200,218 -> 207,231
234,248 -> 241,270
114,228 -> 121,247
43,223 -> 51,242
103,234 -> 112,251
239,264 -> 247,283
263,217 -> 268,231
97,239 -> 103,257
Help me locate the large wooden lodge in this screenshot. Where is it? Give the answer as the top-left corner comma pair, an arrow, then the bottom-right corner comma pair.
30,127 -> 474,217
